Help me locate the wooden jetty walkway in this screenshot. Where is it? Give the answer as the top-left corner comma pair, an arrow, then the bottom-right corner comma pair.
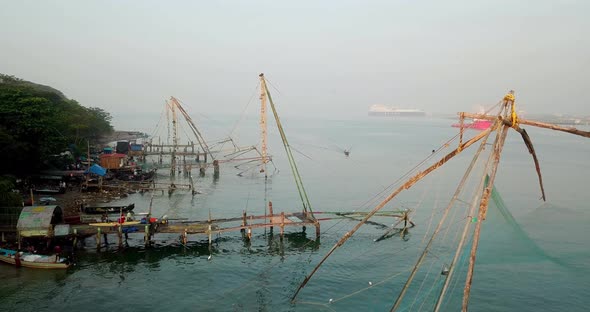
70,202 -> 321,250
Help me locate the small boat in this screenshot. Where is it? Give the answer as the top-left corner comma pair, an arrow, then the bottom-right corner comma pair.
88,220 -> 141,227
452,119 -> 492,130
0,248 -> 71,269
81,203 -> 135,214
34,187 -> 66,194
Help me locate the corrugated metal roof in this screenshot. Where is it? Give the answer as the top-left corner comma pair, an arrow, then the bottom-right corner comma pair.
17,205 -> 62,231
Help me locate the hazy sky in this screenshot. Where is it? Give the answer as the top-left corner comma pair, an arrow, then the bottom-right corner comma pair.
1,0 -> 589,119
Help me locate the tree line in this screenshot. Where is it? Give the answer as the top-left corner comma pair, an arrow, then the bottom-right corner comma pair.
0,74 -> 114,175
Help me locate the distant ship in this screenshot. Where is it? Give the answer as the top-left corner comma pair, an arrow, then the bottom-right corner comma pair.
368,104 -> 426,117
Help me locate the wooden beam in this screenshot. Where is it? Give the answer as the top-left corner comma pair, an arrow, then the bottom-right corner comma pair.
460,113 -> 590,138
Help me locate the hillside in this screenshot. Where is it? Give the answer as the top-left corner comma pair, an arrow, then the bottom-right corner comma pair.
0,74 -> 113,174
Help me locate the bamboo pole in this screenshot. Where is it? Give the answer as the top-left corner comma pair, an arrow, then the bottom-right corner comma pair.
291,125 -> 496,302
434,125 -> 499,312
259,73 -> 269,176
460,113 -> 590,138
462,125 -> 510,311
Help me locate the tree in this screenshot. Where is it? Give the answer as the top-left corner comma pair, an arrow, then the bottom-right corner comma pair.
0,74 -> 114,174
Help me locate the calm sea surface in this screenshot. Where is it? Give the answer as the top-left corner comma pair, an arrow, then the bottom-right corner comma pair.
1,115 -> 589,311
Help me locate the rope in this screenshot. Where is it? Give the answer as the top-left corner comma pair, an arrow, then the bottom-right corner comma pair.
220,82 -> 260,152
264,79 -> 314,216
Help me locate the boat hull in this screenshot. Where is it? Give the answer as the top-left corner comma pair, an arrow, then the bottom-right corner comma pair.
88,221 -> 141,227
82,203 -> 135,214
0,253 -> 70,269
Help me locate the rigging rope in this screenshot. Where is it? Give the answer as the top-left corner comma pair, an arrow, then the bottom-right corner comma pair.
263,79 -> 314,217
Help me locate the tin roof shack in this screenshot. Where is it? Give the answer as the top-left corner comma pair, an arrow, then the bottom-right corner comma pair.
128,143 -> 143,157
17,205 -> 63,238
31,175 -> 66,194
99,153 -> 128,170
116,140 -> 130,154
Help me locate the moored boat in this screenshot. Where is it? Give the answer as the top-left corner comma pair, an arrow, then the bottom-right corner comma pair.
81,203 -> 135,214
0,248 -> 70,269
88,220 -> 141,227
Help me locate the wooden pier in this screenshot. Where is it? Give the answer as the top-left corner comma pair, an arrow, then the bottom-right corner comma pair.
71,202 -> 320,250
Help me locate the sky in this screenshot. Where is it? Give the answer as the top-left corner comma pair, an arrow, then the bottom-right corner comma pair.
1,0 -> 589,120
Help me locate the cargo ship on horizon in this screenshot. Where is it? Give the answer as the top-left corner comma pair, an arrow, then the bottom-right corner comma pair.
368,104 -> 426,117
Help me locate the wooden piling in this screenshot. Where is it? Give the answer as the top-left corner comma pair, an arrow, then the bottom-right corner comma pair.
96,227 -> 101,249
73,228 -> 78,248
208,224 -> 212,252
268,201 -> 274,231
117,225 -> 123,247
315,221 -> 320,239
280,212 -> 285,239
144,224 -> 150,246
213,160 -> 219,178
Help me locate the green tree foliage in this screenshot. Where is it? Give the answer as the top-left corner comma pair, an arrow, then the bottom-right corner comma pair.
0,176 -> 22,207
0,74 -> 113,174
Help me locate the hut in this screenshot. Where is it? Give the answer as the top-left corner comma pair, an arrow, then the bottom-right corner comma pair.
99,153 -> 127,169
128,143 -> 143,157
16,205 -> 63,238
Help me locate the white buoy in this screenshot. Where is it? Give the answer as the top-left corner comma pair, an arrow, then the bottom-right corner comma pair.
329,299 -> 333,304
208,255 -> 212,261
369,281 -> 373,286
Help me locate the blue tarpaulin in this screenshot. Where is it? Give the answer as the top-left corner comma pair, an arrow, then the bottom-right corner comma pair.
86,164 -> 107,176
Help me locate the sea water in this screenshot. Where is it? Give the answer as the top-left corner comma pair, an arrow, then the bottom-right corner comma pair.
1,114 -> 589,311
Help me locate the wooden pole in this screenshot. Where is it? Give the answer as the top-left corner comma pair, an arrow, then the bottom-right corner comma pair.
391,125 -> 494,311
144,224 -> 150,247
208,224 -> 212,254
460,113 -> 590,139
259,73 -> 269,176
462,125 -> 510,311
213,160 -> 220,179
96,227 -> 101,249
434,143 -> 495,311
315,221 -> 320,240
280,211 -> 285,239
268,201 -> 274,231
118,225 -> 123,247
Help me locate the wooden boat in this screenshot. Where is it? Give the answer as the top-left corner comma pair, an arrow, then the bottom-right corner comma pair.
34,187 -> 66,194
82,203 -> 135,214
88,220 -> 141,227
0,248 -> 70,269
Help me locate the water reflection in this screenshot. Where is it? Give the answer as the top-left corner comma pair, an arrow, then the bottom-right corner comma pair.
76,231 -> 320,272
